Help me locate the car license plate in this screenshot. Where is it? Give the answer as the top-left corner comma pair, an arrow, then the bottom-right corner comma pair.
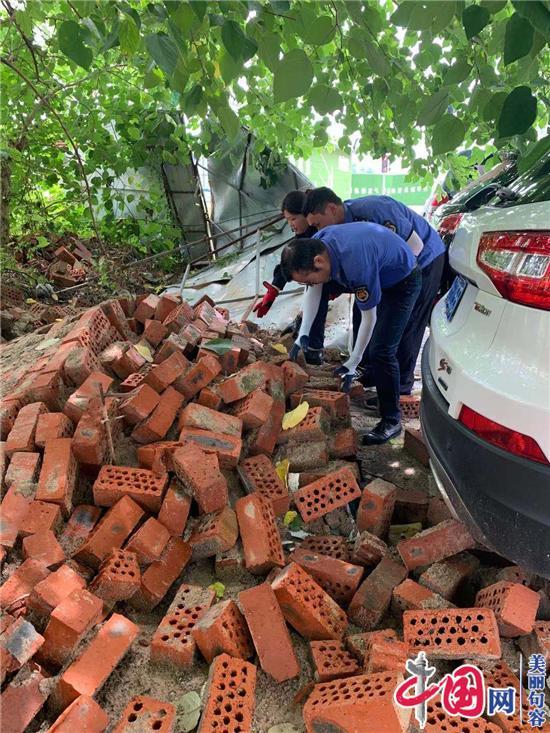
445,275 -> 467,321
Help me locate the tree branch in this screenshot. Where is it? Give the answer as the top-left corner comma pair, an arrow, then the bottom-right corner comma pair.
1,0 -> 41,82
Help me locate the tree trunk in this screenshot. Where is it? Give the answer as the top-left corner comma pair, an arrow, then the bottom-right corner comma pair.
0,153 -> 11,246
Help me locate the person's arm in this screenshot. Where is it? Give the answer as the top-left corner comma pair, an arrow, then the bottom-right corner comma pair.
343,307 -> 377,372
289,284 -> 324,361
407,230 -> 424,257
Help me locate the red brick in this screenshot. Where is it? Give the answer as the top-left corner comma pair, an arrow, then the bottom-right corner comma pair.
310,640 -> 360,682
0,558 -> 50,610
392,578 -> 451,615
397,519 -> 476,570
298,535 -> 350,561
132,386 -> 184,444
188,507 -> 238,560
418,551 -> 480,600
475,580 -> 540,636
22,529 -> 65,567
238,583 -> 299,683
282,361 -> 309,396
60,505 -> 102,556
345,629 -> 398,664
89,549 -> 141,602
393,488 -> 428,525
151,584 -> 215,668
154,333 -> 190,364
0,397 -> 23,441
350,530 -> 387,566
230,389 -> 274,430
220,346 -> 241,375
519,620 -> 550,664
39,588 -> 103,666
246,401 -> 284,456
364,636 -> 409,674
197,386 -> 223,411
479,661 -> 536,733
271,562 -> 348,640
218,363 -> 268,404
112,695 -> 175,733
119,368 -> 150,392
179,426 -> 242,468
130,537 -> 192,611
119,384 -> 159,426
176,355 -> 222,401
400,394 -> 420,419
101,298 -> 134,340
356,478 -> 397,536
279,405 -> 330,445
235,494 -> 285,575
237,454 -> 289,516
290,389 -> 349,420
293,467 -> 361,523
193,599 -> 253,663
0,487 -> 29,547
198,653 -> 257,733
55,613 -> 139,708
328,427 -> 358,458
5,402 -> 49,455
155,293 -> 180,322
4,451 -> 40,490
290,549 -> 363,606
303,672 -> 410,733
28,564 -> 86,618
134,294 -> 160,323
35,438 -> 77,516
136,440 -> 182,469
19,500 -> 61,537
126,518 -> 170,566
63,346 -> 103,387
100,342 -> 143,379
404,607 -> 501,661
348,556 -> 408,630
495,564 -> 533,586
46,694 -> 109,733
63,307 -> 114,356
75,496 -> 144,568
71,396 -> 119,467
158,479 -> 192,537
0,664 -> 49,733
26,369 -> 64,411
173,444 -> 228,514
92,465 -> 168,513
179,402 -> 242,437
63,372 -> 113,424
195,300 -> 227,330
163,301 -> 194,333
35,413 -> 74,449
142,318 -> 167,347
0,617 -> 44,680
144,351 -> 189,393
403,426 -> 429,466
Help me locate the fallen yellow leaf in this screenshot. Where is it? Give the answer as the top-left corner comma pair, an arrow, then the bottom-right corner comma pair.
271,343 -> 288,355
282,401 -> 309,430
275,458 -> 290,488
134,342 -> 153,362
283,511 -> 298,526
26,298 -> 37,304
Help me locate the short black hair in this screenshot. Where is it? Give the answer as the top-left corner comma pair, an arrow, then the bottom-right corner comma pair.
280,238 -> 327,281
281,190 -> 306,215
302,187 -> 343,216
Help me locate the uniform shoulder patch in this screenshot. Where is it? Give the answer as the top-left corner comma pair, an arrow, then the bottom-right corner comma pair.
383,220 -> 397,232
355,287 -> 369,302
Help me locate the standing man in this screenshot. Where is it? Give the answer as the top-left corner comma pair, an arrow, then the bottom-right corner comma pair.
281,223 -> 421,444
302,187 -> 445,395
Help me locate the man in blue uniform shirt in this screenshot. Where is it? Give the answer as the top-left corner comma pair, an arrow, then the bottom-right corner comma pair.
281,223 -> 421,444
302,187 -> 446,395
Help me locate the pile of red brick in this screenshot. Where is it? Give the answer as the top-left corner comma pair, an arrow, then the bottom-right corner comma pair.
0,292 -> 548,733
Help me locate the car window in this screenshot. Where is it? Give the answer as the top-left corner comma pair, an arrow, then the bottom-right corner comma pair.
494,152 -> 550,206
447,160 -> 517,206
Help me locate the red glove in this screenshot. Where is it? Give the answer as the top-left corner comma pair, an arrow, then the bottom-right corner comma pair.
253,281 -> 280,318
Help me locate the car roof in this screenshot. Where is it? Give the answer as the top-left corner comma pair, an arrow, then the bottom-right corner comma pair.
435,159 -> 518,217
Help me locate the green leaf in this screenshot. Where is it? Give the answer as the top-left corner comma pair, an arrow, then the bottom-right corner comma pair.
518,134 -> 550,173
408,2 -> 437,30
364,41 -> 392,77
189,1 -> 207,22
221,20 -> 245,61
208,582 -> 225,599
301,15 -> 335,46
431,114 -> 466,154
145,33 -> 179,75
442,59 -> 472,85
480,0 -> 507,12
257,32 -> 281,72
119,17 -> 139,55
504,13 -> 534,65
512,1 -> 550,40
273,49 -> 313,103
309,85 -> 343,115
497,85 -> 538,137
462,4 -> 491,39
57,20 -> 93,70
431,1 -> 458,32
482,91 -> 508,121
176,691 -> 202,733
347,29 -> 366,59
215,104 -> 240,140
201,338 -> 234,355
170,3 -> 198,34
417,88 -> 449,126
182,84 -> 203,115
219,51 -> 241,84
170,57 -> 188,93
390,1 -> 415,27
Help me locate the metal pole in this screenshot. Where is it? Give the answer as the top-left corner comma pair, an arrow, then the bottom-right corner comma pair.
240,227 -> 263,323
179,262 -> 191,298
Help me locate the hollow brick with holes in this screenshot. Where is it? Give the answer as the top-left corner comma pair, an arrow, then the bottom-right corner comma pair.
35,413 -> 74,449
237,454 -> 289,516
35,438 -> 77,516
151,584 -> 215,668
89,549 -> 141,602
75,496 -> 144,569
279,406 -> 330,446
475,580 -> 540,637
188,506 -> 239,561
163,301 -> 194,333
132,386 -> 185,444
271,562 -> 348,641
350,530 -> 387,566
397,519 -> 476,570
155,293 -> 180,322
178,427 -> 242,469
345,629 -> 398,664
0,558 -> 50,610
0,617 -> 44,681
418,552 -> 480,601
289,389 -> 349,420
303,671 -> 411,733
45,694 -> 109,733
197,653 -> 257,733
348,556 -> 408,630
519,621 -> 550,665
364,636 -> 409,674
63,372 -> 113,425
119,384 -> 160,426
238,583 -> 300,683
119,369 -> 150,392
55,612 -> 139,709
392,578 -> 453,615
290,548 -> 363,606
130,537 -> 192,611
229,389 -> 274,430
175,355 -> 221,400
282,361 -> 309,396
26,369 -> 65,411
157,479 -> 192,537
0,664 -> 49,733
293,467 -> 361,524
27,563 -> 86,618
38,587 -> 103,666
112,695 -> 176,733
172,444 -> 228,514
403,607 -> 502,661
246,401 -> 284,456
299,460 -> 361,488
178,402 -> 242,437
4,451 -> 40,490
101,298 -> 134,339
92,465 -> 168,513
63,307 -> 115,356
235,494 -> 285,575
193,599 -> 254,664
5,402 -> 49,456
356,477 -> 397,537
310,640 -> 360,682
400,394 -> 420,419
298,535 -> 350,562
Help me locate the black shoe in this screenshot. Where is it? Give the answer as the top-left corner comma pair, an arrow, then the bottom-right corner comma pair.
362,419 -> 402,445
363,395 -> 379,414
305,349 -> 323,366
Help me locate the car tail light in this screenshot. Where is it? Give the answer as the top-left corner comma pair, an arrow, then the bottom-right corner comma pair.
431,194 -> 449,208
438,213 -> 463,237
459,405 -> 549,464
477,231 -> 550,309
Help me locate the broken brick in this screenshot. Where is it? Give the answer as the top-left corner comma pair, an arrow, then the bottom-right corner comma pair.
403,426 -> 429,466
418,552 -> 480,600
46,694 -> 109,733
126,518 -> 170,566
350,530 -> 387,566
193,599 -> 253,663
290,389 -> 349,420
155,293 -> 180,322
63,346 -> 102,387
0,558 -> 50,610
60,504 -> 102,556
0,617 -> 44,680
293,467 -> 361,523
197,386 -> 223,411
157,479 -> 192,537
475,581 -> 540,637
280,406 -> 330,445
131,386 -> 185,444
130,537 -> 192,611
356,478 -> 397,537
328,427 -> 358,458
282,361 -> 309,396
93,465 -> 168,513
310,640 -> 360,682
5,402 -> 49,455
26,370 -> 65,411
119,384 -> 160,426
364,636 -> 409,674
19,500 -> 61,537
290,548 -> 363,606
172,444 -> 228,514
28,564 -> 86,618
397,519 -> 476,570
179,402 -> 242,437
197,653 -> 256,733
145,351 -> 189,393
63,372 -> 113,425
89,549 -> 141,602
0,665 -> 49,733
246,401 -> 284,456
284,440 -> 328,472
143,318 -> 168,347
348,556 -> 408,630
0,397 -> 23,441
35,438 -> 77,516
134,294 -> 160,324
235,494 -> 285,575
4,451 -> 40,489
392,578 -> 451,614
163,302 -> 195,334
22,529 -> 65,567
179,427 -> 242,468
237,454 -> 289,516
188,507 -> 238,560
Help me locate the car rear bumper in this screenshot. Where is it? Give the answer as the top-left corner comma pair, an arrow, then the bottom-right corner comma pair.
421,342 -> 550,578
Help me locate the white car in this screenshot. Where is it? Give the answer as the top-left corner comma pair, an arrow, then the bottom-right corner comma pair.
421,153 -> 550,577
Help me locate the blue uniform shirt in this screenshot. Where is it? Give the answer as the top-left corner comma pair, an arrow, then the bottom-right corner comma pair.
313,223 -> 416,311
343,195 -> 445,269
